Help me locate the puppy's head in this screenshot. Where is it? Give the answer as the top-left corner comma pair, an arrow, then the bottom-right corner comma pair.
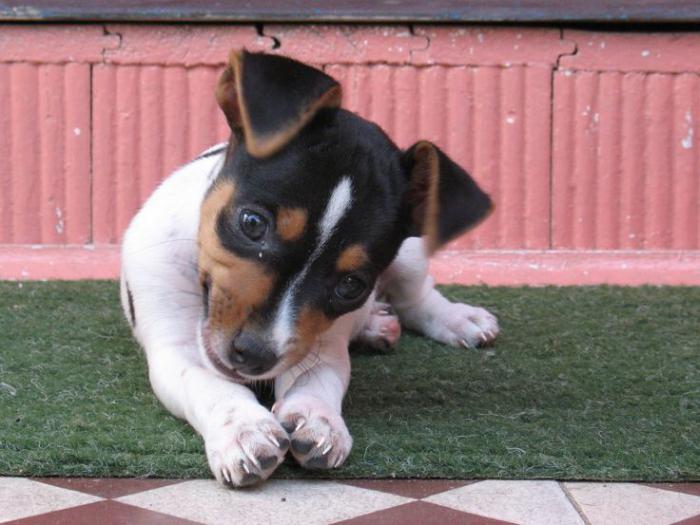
197,50 -> 492,381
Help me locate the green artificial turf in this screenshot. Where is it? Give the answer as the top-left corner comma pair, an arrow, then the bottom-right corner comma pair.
0,281 -> 698,481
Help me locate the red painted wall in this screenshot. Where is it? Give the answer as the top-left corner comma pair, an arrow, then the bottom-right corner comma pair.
0,24 -> 698,283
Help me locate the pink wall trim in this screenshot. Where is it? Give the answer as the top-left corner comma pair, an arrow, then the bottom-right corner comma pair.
1,246 -> 698,286
560,30 -> 700,74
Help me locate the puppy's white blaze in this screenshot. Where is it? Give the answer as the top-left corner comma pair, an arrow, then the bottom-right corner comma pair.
272,177 -> 354,350
319,177 -> 353,245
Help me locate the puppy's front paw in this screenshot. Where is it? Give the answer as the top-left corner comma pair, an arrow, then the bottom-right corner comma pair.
205,405 -> 290,488
409,301 -> 499,349
273,395 -> 352,470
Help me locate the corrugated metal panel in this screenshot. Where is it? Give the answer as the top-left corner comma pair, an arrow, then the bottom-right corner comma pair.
0,62 -> 90,243
92,64 -> 229,243
552,70 -> 700,249
327,63 -> 552,249
90,62 -> 552,247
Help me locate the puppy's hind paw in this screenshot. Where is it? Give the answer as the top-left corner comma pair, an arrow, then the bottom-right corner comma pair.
273,395 -> 352,470
355,302 -> 401,353
205,406 -> 289,488
420,302 -> 499,350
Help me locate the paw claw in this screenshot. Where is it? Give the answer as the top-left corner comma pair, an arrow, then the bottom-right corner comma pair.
205,407 -> 288,488
275,396 -> 352,471
265,432 -> 280,448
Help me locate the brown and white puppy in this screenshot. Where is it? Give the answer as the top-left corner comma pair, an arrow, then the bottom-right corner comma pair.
120,50 -> 498,487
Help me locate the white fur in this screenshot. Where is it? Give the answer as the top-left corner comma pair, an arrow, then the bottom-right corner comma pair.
120,147 -> 499,487
318,176 -> 353,243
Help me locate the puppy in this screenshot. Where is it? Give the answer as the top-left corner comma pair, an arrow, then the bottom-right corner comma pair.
120,50 -> 498,487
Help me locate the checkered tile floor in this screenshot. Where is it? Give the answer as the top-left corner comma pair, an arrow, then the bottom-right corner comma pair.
1,477 -> 699,524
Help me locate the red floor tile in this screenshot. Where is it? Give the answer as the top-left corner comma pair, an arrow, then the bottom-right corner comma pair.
332,501 -> 517,525
34,477 -> 183,499
340,479 -> 472,499
648,483 -> 700,498
2,500 -> 201,525
671,514 -> 700,525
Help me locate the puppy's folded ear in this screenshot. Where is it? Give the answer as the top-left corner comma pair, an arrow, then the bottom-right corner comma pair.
401,141 -> 493,254
216,50 -> 341,158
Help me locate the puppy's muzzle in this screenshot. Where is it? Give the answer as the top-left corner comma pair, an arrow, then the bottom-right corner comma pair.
230,331 -> 278,376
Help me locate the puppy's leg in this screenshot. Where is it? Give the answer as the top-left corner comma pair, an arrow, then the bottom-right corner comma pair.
144,343 -> 289,487
123,269 -> 288,488
272,319 -> 355,469
381,237 -> 499,348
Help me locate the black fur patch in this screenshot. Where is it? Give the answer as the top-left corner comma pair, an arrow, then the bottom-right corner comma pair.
126,282 -> 136,327
240,52 -> 339,145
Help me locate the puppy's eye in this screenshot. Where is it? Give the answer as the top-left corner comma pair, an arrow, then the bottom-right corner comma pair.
239,209 -> 268,241
335,274 -> 367,301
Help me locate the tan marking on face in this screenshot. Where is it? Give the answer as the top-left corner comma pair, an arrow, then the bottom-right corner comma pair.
283,306 -> 332,367
276,207 -> 308,242
198,179 -> 275,331
336,243 -> 368,273
297,307 -> 332,347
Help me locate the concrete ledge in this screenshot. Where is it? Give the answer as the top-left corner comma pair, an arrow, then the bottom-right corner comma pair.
0,245 -> 121,280
1,245 -> 698,285
431,250 -> 700,286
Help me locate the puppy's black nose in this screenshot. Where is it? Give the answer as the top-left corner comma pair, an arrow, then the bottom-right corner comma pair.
230,331 -> 278,376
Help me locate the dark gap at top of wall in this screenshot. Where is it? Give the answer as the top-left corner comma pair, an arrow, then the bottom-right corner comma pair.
2,0 -> 700,25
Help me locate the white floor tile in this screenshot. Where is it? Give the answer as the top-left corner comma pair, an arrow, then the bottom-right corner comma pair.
565,482 -> 700,525
117,479 -> 412,525
425,480 -> 585,525
0,477 -> 103,523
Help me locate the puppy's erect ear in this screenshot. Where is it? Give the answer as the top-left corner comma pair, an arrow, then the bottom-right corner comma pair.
216,50 -> 342,158
401,141 -> 493,254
